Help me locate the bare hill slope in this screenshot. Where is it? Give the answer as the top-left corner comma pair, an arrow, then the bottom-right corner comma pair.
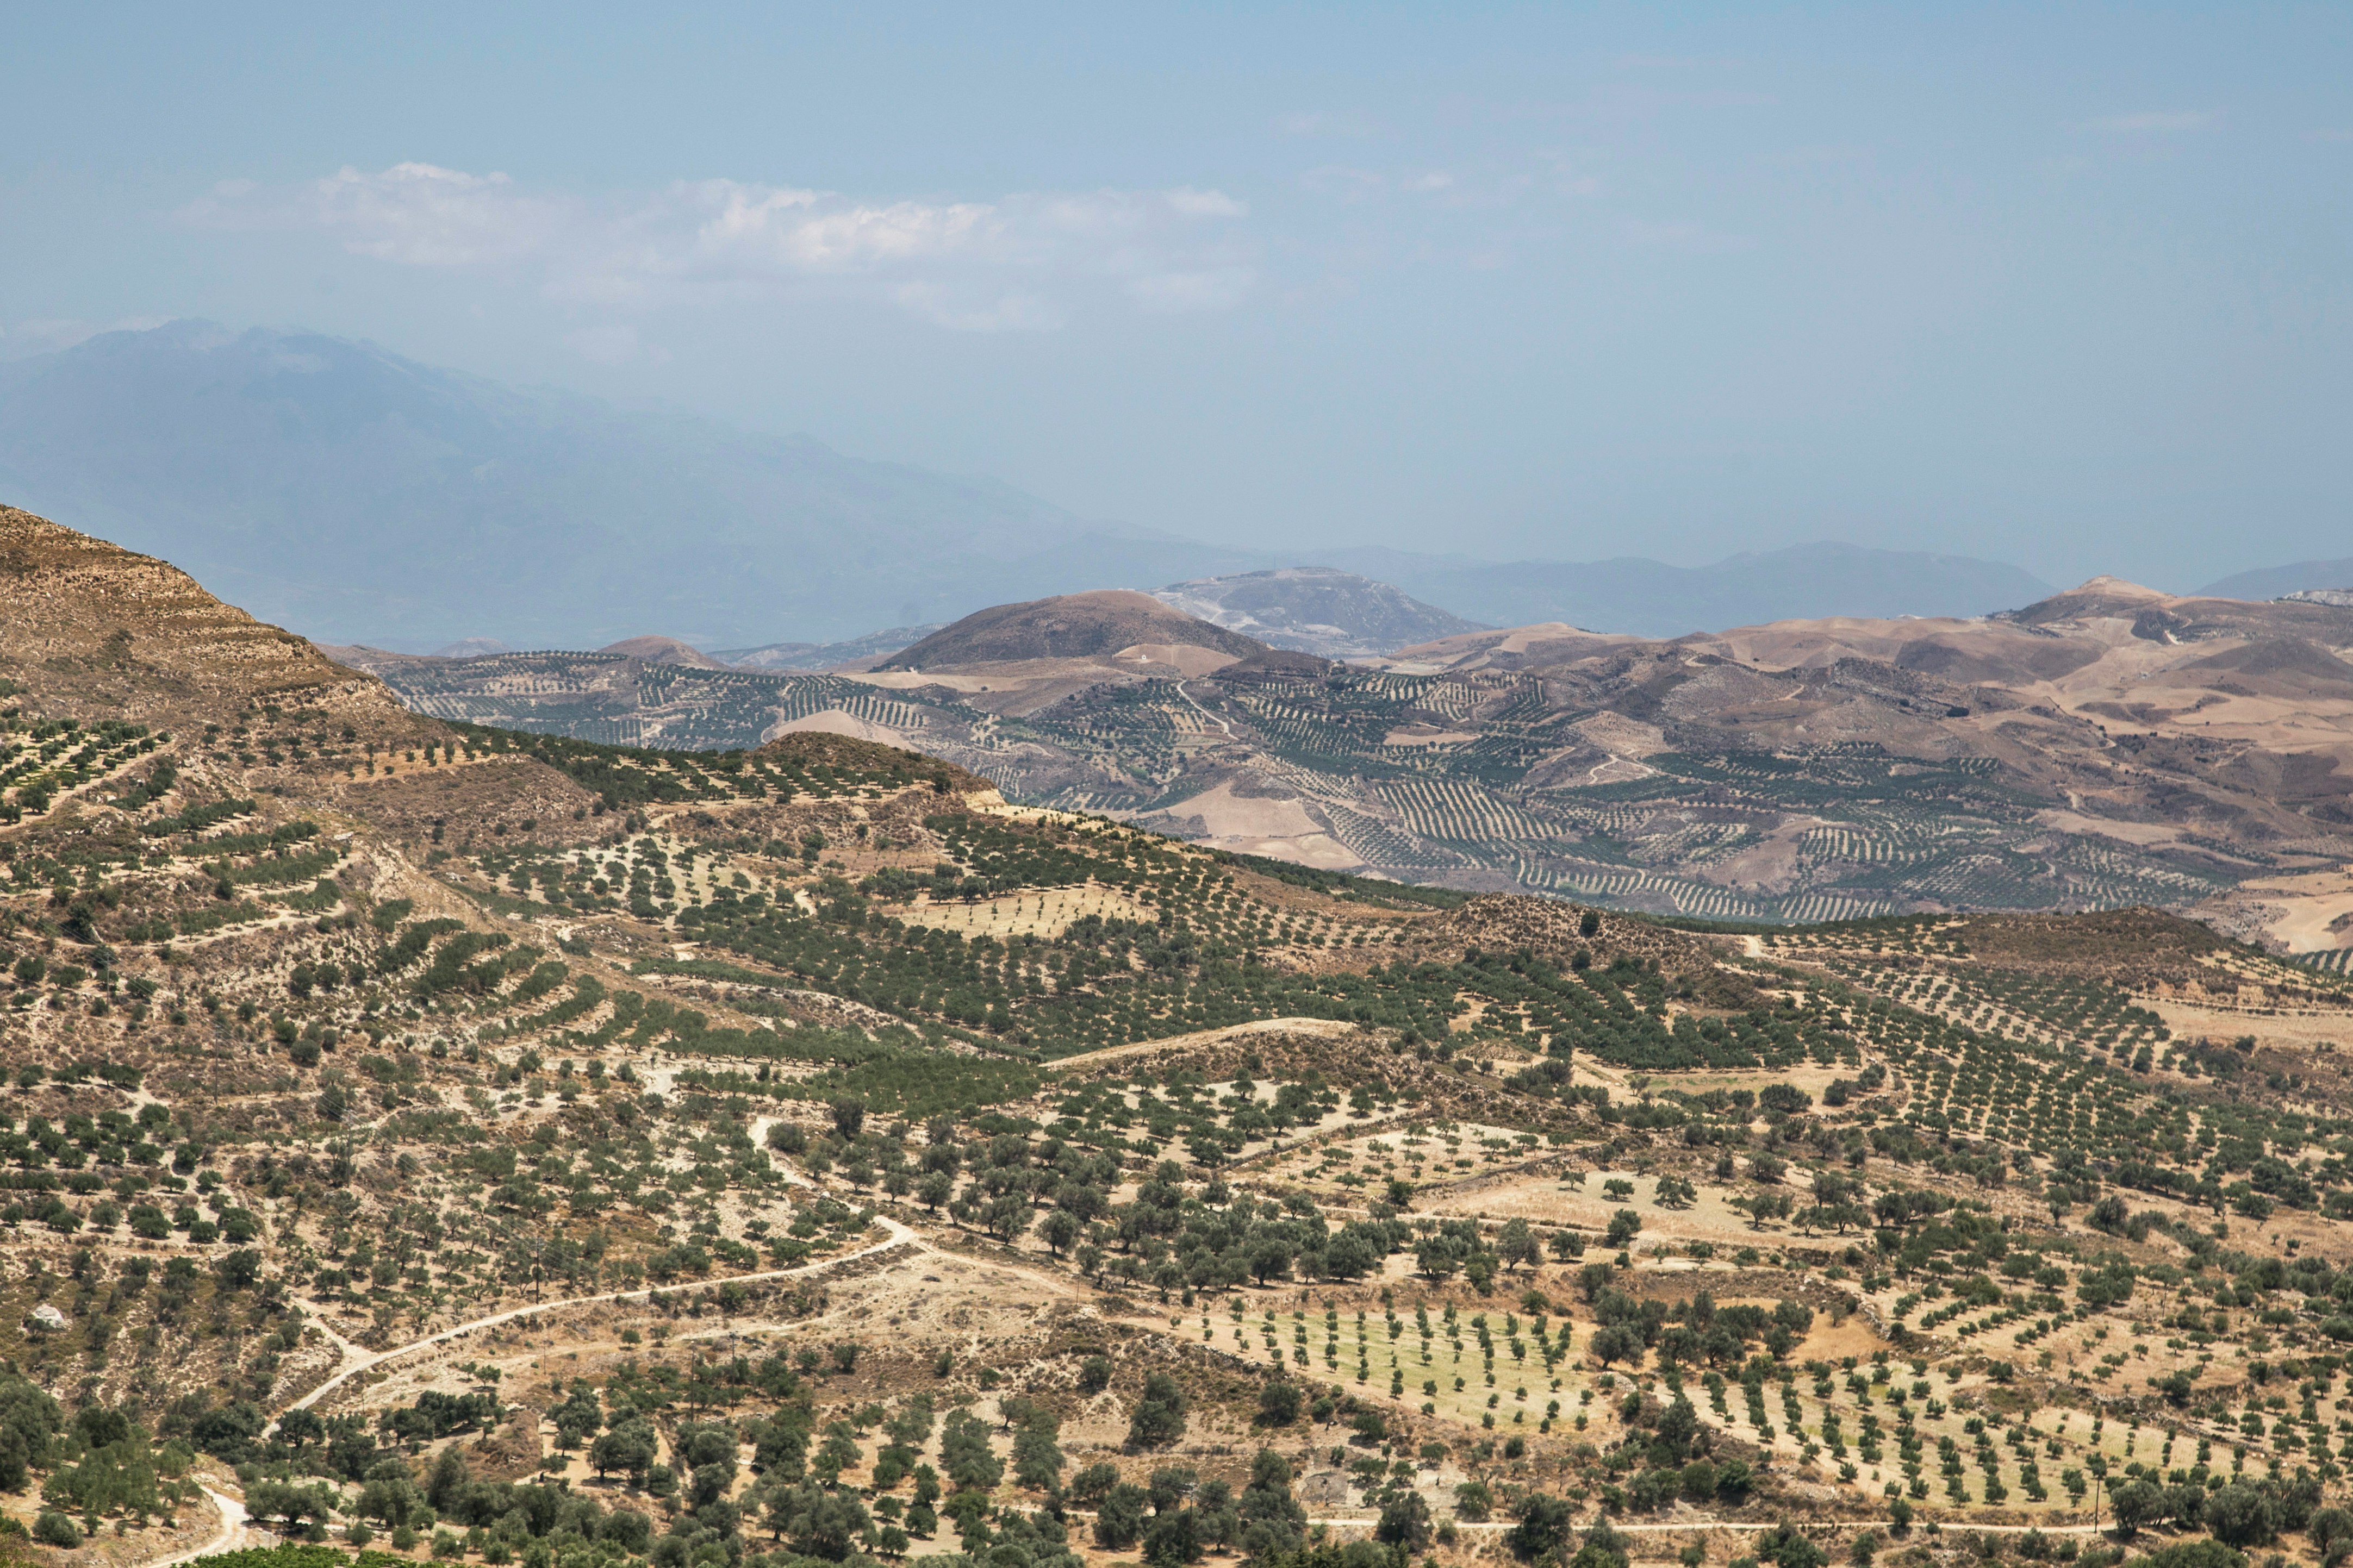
334,561 -> 2353,952
600,634 -> 729,669
878,589 -> 1267,670
1149,567 -> 1484,658
0,503 -> 408,734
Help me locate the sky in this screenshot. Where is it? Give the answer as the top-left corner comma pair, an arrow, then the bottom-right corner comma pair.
4,2 -> 2350,592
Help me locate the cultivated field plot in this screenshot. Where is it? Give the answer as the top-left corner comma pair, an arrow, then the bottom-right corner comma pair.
0,715 -> 170,824
43,502 -> 2353,1568
1248,1119 -> 1557,1204
893,885 -> 1160,941
358,629 -> 2306,928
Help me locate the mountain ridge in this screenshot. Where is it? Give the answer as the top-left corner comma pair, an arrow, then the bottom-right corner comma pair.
1148,567 -> 1485,659
341,564 -> 2353,955
2199,557 -> 2353,602
1,320 -> 2125,655
0,321 -> 1262,648
1308,540 -> 2059,639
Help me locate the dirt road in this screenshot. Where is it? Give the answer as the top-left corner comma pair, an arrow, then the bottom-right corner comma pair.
151,1484 -> 251,1567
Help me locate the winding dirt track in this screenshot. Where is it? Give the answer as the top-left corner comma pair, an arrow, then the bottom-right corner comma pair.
151,1485 -> 251,1567
138,1119 -> 2133,1563
290,1227 -> 920,1413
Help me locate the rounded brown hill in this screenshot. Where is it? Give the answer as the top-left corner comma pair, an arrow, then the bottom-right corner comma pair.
600,634 -> 728,669
877,589 -> 1266,670
753,729 -> 994,794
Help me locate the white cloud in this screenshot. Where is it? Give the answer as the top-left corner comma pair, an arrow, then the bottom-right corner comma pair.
179,163 -> 572,268
184,166 -> 1254,330
2090,110 -> 2218,134
1166,187 -> 1247,219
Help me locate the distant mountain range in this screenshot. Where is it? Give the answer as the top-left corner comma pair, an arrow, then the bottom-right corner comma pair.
1299,543 -> 2058,640
715,625 -> 948,672
1149,567 -> 1483,658
2198,558 -> 2353,602
4,318 -> 2340,654
0,321 -> 1258,648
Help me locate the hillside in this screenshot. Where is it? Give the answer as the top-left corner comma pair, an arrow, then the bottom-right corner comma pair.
350,575 -> 2353,957
0,505 -> 420,741
713,624 -> 945,672
1149,568 -> 1485,659
10,508 -> 2353,1568
877,591 -> 1268,671
597,636 -> 729,670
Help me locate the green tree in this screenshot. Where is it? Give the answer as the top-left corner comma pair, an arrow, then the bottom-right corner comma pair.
1507,1492 -> 1577,1561
1497,1217 -> 1540,1272
2109,1480 -> 2165,1535
590,1416 -> 657,1482
1096,1483 -> 1149,1550
1378,1489 -> 1434,1552
1012,1412 -> 1063,1491
1128,1372 -> 1188,1450
764,1481 -> 872,1560
939,1410 -> 1003,1491
1255,1380 -> 1302,1427
1237,1450 -> 1306,1561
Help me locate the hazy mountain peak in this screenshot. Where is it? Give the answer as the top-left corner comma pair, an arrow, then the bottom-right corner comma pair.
0,320 -> 1263,649
1306,540 -> 2056,639
1150,566 -> 1484,658
2199,557 -> 2353,602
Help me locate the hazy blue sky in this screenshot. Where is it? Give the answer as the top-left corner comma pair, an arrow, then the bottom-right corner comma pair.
5,3 -> 2349,590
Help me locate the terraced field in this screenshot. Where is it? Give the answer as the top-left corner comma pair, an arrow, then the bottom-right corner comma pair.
28,503 -> 2353,1568
345,616 -> 2320,941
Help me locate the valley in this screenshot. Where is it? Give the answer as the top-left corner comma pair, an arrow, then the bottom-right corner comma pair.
8,503 -> 2353,1568
334,582 -> 2353,963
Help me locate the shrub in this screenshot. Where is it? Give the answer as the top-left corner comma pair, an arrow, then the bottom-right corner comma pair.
34,1511 -> 81,1548
2124,1544 -> 2245,1568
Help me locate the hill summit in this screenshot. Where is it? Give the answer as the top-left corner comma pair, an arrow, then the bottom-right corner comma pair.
1149,566 -> 1485,658
599,634 -> 728,669
877,589 -> 1266,670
